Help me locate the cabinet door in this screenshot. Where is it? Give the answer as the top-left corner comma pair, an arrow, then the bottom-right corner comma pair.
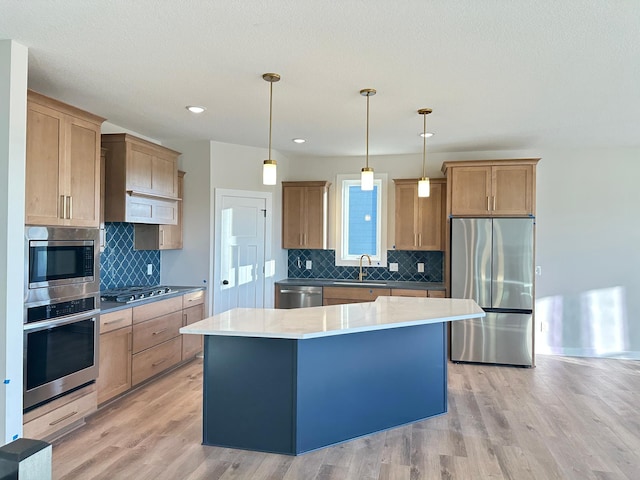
67,116 -> 101,227
159,171 -> 184,249
450,166 -> 492,216
394,182 -> 419,250
25,102 -> 65,225
97,327 -> 132,405
182,303 -> 204,360
282,186 -> 305,248
304,185 -> 327,249
417,181 -> 444,250
492,165 -> 534,215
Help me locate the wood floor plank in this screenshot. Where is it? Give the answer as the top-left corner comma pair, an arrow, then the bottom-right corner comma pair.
49,355 -> 640,480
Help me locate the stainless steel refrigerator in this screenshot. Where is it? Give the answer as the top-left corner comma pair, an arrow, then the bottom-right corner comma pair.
450,218 -> 534,367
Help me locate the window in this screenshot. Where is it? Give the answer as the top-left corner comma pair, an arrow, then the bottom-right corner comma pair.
335,174 -> 387,267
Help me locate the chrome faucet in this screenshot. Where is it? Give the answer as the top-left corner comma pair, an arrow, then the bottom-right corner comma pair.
359,254 -> 372,281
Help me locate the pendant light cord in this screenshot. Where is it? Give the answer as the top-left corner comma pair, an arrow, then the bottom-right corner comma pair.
422,112 -> 426,178
268,80 -> 273,160
365,93 -> 370,169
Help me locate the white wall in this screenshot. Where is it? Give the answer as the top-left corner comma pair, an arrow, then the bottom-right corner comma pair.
159,140 -> 291,314
0,39 -> 27,445
288,148 -> 640,359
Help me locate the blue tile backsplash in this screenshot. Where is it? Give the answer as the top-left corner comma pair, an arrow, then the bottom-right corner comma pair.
287,249 -> 443,283
100,223 -> 160,290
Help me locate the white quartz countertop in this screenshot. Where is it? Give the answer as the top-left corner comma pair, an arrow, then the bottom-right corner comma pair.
180,296 -> 484,339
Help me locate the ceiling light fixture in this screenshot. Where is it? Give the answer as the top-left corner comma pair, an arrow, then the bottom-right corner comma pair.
186,105 -> 206,114
292,138 -> 306,144
417,108 -> 432,198
360,88 -> 376,191
419,132 -> 434,138
262,72 -> 280,186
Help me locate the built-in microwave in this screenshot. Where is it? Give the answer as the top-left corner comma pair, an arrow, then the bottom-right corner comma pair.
24,226 -> 100,303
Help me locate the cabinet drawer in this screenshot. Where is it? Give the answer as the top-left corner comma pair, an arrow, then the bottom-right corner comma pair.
428,290 -> 446,298
132,296 -> 183,324
100,308 -> 133,334
391,289 -> 428,297
183,290 -> 204,308
323,286 -> 390,303
23,386 -> 97,440
132,336 -> 182,386
132,310 -> 182,354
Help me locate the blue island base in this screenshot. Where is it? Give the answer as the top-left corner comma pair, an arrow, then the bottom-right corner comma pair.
202,322 -> 448,455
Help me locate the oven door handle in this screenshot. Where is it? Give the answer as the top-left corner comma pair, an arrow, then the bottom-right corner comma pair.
24,309 -> 100,332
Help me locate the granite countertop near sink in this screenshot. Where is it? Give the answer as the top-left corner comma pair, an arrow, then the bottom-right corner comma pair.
100,285 -> 205,314
275,278 -> 445,291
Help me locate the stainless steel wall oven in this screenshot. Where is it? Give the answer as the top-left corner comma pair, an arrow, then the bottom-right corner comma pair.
23,226 -> 100,410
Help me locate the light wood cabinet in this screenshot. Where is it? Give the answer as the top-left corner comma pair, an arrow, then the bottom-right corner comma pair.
282,181 -> 331,249
182,289 -> 205,360
25,90 -> 104,227
393,178 -> 446,250
97,309 -> 132,405
23,384 -> 97,441
134,171 -> 185,250
390,288 -> 446,298
442,159 -> 539,217
102,133 -> 181,224
322,286 -> 390,306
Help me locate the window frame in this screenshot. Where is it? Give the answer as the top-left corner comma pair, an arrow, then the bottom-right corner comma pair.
335,173 -> 388,267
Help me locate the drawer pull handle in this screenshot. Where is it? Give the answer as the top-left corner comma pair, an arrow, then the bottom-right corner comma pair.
104,318 -> 125,325
152,358 -> 167,367
49,410 -> 78,426
152,328 -> 167,336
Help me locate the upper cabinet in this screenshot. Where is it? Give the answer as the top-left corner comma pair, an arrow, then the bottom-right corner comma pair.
101,134 -> 181,224
282,181 -> 331,249
393,178 -> 446,251
134,171 -> 185,250
442,159 -> 540,217
25,90 -> 105,227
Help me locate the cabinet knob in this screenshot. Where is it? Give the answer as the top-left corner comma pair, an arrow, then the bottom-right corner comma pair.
222,280 -> 229,285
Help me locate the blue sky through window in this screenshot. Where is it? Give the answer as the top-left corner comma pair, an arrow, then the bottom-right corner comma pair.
347,185 -> 378,256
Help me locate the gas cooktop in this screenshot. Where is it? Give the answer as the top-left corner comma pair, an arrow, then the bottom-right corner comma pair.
100,286 -> 175,303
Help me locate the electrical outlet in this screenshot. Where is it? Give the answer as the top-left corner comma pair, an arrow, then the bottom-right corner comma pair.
306,260 -> 312,270
389,263 -> 399,272
147,264 -> 153,275
417,263 -> 424,273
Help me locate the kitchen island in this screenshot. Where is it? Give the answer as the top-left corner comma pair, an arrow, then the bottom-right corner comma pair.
180,296 -> 484,455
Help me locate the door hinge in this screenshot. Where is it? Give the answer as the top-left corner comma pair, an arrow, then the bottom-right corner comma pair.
261,209 -> 267,218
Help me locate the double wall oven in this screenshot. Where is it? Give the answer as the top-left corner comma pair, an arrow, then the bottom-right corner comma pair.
23,226 -> 100,410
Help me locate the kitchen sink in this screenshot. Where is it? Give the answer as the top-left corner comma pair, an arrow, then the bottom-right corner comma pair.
332,281 -> 389,287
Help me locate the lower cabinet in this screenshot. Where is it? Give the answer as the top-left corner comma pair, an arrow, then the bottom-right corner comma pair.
391,288 -> 447,298
323,286 -> 391,306
97,309 -> 133,405
96,290 -> 205,406
23,384 -> 97,441
323,286 -> 447,305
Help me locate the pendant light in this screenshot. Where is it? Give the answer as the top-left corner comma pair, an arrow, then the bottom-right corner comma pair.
417,108 -> 432,197
262,73 -> 280,185
360,88 -> 376,191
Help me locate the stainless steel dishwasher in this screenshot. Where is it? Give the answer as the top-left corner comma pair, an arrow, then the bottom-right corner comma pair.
277,285 -> 323,309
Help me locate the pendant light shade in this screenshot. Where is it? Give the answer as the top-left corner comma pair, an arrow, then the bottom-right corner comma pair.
360,88 -> 376,191
262,73 -> 280,185
417,108 -> 432,198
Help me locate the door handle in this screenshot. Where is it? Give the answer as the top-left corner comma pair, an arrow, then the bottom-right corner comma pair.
222,280 -> 229,285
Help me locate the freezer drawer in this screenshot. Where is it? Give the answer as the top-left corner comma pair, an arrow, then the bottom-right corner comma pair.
451,312 -> 533,366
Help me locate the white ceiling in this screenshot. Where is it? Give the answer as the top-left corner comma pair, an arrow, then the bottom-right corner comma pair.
2,1 -> 639,157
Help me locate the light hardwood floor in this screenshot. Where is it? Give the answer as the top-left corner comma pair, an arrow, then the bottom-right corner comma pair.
52,355 -> 640,479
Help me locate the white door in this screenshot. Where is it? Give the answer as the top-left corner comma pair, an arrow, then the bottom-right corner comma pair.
214,191 -> 267,314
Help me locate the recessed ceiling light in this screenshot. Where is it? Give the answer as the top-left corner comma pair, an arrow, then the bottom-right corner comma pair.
292,138 -> 306,144
419,132 -> 434,138
186,105 -> 206,114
